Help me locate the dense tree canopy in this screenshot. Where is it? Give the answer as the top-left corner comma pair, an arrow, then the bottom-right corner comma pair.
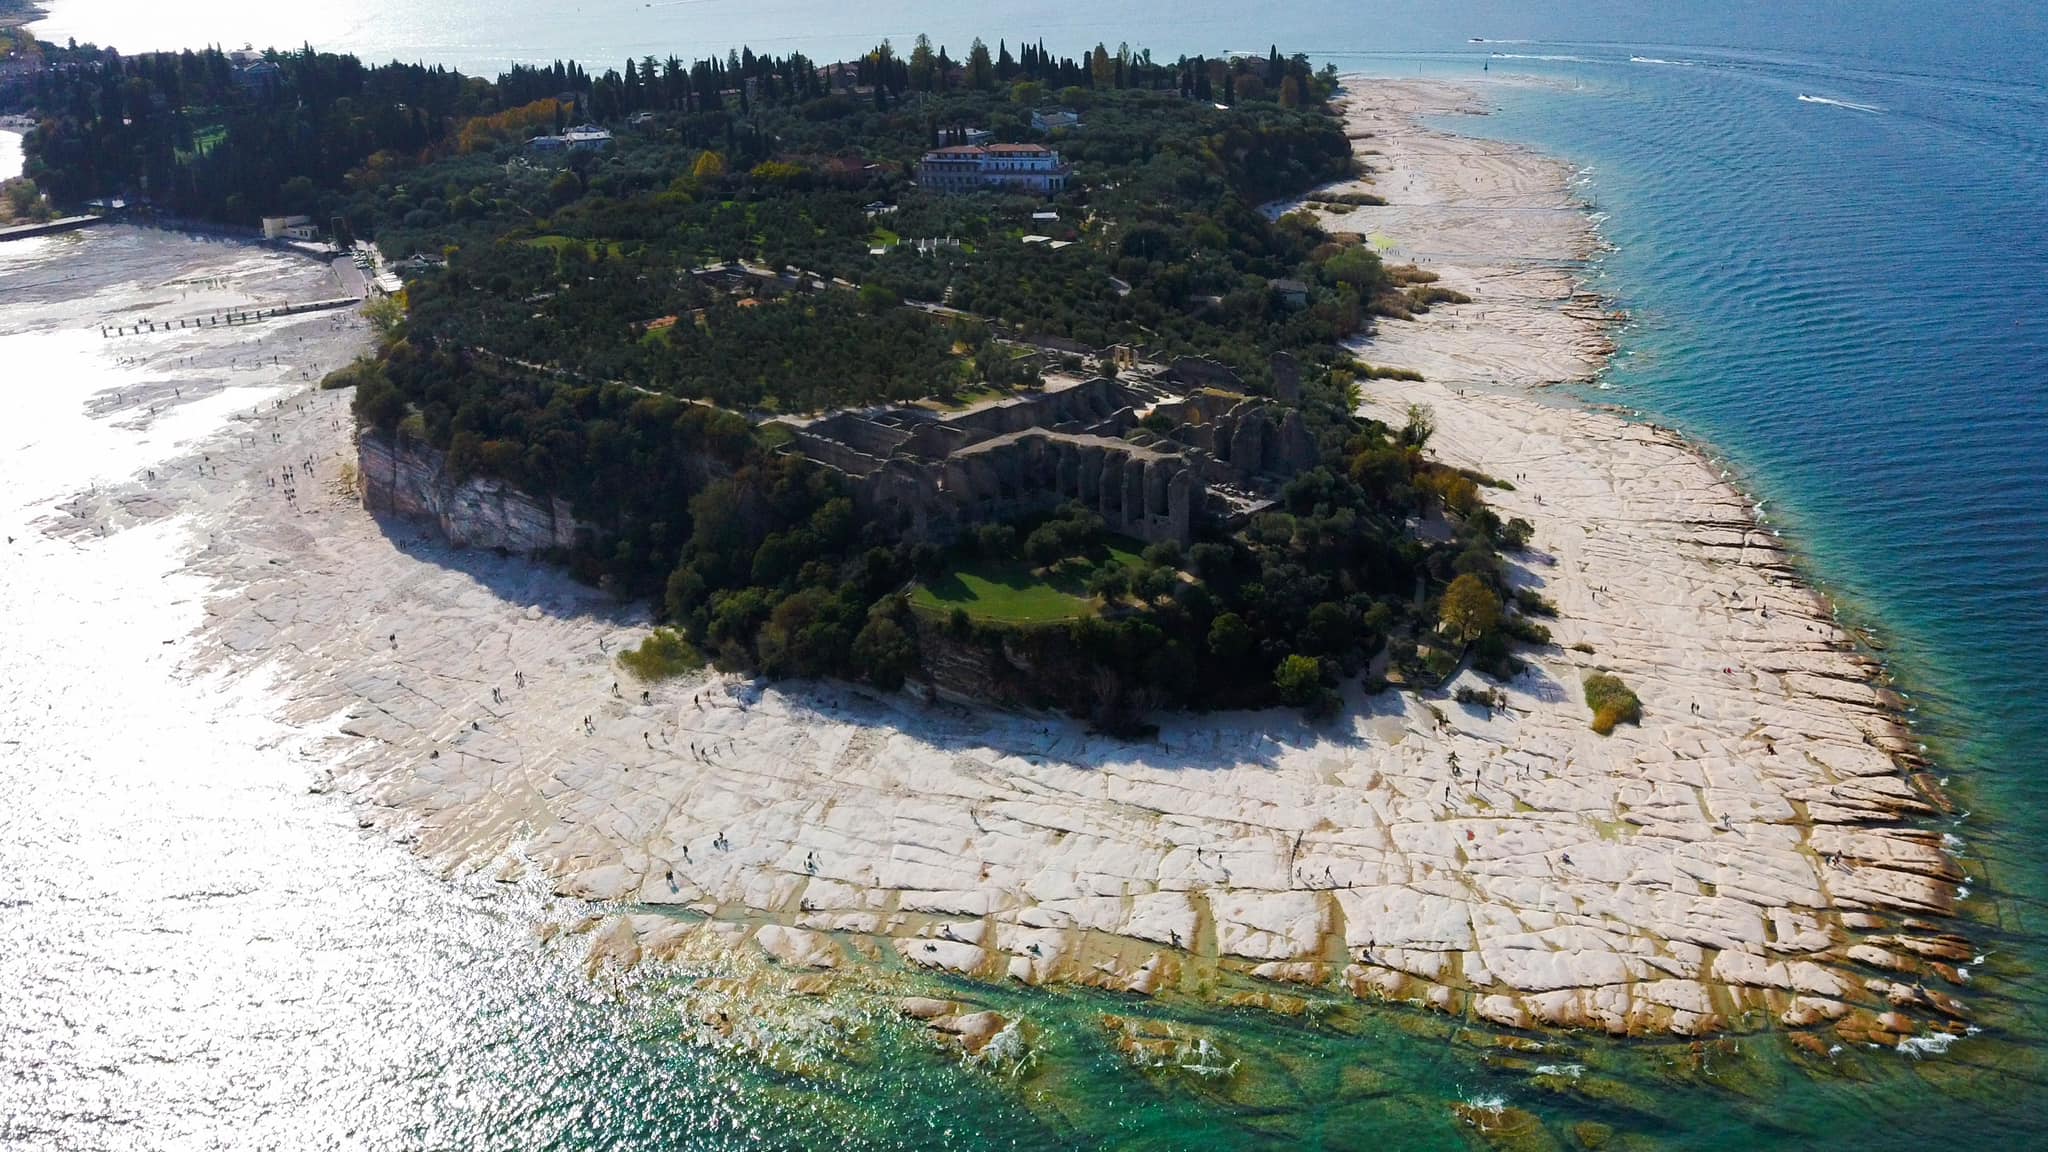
11,30 -> 1546,724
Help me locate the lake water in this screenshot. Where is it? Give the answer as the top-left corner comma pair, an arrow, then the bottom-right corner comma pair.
8,1 -> 2048,1147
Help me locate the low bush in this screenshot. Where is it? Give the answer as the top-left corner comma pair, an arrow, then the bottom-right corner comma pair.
1275,653 -> 1340,720
1308,190 -> 1387,207
1370,296 -> 1416,321
1502,616 -> 1551,647
1406,285 -> 1473,310
1471,631 -> 1521,681
320,355 -> 386,391
1583,672 -> 1642,735
1454,684 -> 1506,711
617,627 -> 705,681
1356,362 -> 1424,382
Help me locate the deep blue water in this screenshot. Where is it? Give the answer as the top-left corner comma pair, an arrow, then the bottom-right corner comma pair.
1448,40 -> 2048,932
12,2 -> 2048,1148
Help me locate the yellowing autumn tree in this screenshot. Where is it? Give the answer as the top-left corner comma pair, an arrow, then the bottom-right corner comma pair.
1439,573 -> 1501,646
456,98 -> 562,153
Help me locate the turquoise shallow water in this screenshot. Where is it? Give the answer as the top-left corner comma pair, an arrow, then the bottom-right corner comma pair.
8,3 -> 2047,1148
1455,40 -> 2048,955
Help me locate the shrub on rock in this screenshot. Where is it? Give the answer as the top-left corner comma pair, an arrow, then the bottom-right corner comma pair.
617,628 -> 704,680
1583,672 -> 1642,735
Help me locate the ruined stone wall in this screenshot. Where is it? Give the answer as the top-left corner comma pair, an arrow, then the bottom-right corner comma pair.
1164,356 -> 1245,391
941,377 -> 1133,441
850,459 -> 944,539
796,379 -> 1315,549
1144,398 -> 1321,487
788,430 -> 888,478
357,429 -> 589,555
842,433 -> 1202,547
802,412 -> 912,459
940,432 -> 1201,546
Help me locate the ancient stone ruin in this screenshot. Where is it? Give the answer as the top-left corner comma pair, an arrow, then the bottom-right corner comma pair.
779,375 -> 1321,546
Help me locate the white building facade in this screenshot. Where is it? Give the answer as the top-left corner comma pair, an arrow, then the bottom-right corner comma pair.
917,144 -> 1071,195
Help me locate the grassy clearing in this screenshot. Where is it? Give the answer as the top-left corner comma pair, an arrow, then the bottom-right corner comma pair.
522,234 -> 627,260
175,123 -> 227,162
1583,671 -> 1643,735
913,558 -> 1094,623
912,543 -> 1142,625
618,627 -> 705,680
1099,543 -> 1144,572
915,385 -> 1007,412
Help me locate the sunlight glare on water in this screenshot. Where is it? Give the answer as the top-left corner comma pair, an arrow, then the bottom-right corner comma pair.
0,236 -> 572,1151
0,228 -> 1064,1152
5,0 -> 2048,1142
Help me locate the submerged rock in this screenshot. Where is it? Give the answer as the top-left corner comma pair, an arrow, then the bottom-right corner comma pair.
1453,1101 -> 1561,1152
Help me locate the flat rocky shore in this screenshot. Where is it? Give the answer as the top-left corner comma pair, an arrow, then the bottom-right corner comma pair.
68,79 -> 1971,1050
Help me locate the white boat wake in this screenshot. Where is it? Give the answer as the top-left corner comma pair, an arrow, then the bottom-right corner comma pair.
1798,94 -> 1884,114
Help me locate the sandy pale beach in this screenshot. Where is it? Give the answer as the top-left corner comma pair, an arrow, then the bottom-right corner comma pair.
49,80 -> 1972,1049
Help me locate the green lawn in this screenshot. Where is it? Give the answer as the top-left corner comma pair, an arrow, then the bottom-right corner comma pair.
174,123 -> 227,164
915,384 -> 1007,412
911,542 -> 1145,624
522,234 -> 626,259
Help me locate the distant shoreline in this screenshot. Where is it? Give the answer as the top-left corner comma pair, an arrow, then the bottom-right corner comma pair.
0,0 -> 46,32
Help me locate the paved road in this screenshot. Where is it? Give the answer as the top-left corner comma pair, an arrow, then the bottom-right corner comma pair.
331,255 -> 367,299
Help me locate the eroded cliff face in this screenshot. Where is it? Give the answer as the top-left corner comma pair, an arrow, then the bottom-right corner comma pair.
357,428 -> 587,555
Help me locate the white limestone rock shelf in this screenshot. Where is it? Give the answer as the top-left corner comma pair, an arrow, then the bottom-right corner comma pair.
116,77 -> 1976,1046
